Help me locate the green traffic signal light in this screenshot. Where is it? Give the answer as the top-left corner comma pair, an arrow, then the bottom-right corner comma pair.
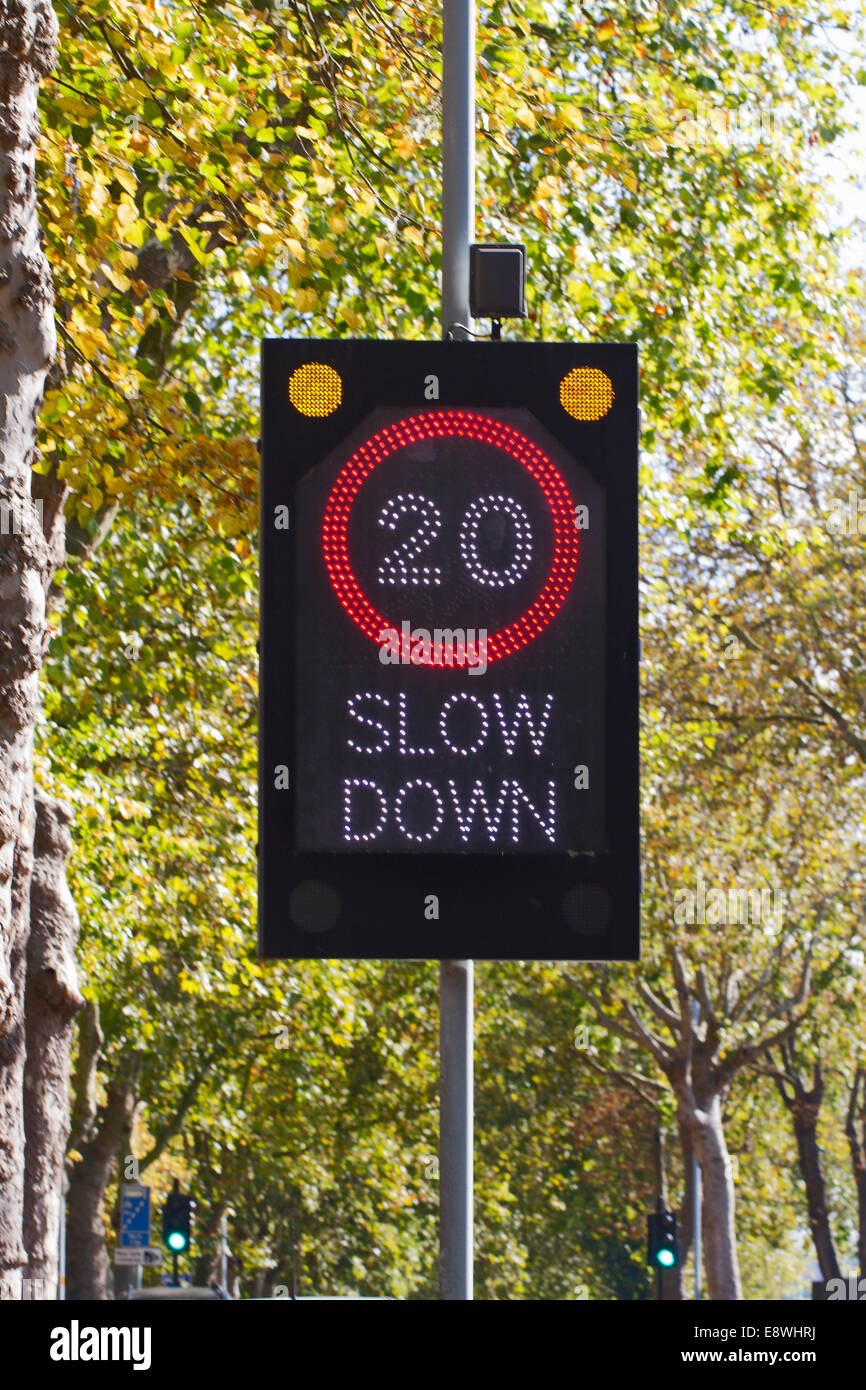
647,1207 -> 680,1271
162,1183 -> 192,1256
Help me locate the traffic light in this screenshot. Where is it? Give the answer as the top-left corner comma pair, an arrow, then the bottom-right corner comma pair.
259,340 -> 640,961
647,1206 -> 680,1270
162,1182 -> 192,1254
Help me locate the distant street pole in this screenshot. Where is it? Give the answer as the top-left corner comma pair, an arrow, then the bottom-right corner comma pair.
439,0 -> 475,1302
653,1126 -> 666,1301
219,1210 -> 228,1288
58,1179 -> 66,1300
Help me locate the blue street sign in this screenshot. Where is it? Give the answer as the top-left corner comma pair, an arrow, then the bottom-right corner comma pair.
121,1184 -> 151,1249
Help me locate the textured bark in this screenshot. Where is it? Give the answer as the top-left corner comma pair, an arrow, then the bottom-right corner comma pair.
844,1067 -> 866,1278
192,1198 -> 227,1289
775,1055 -> 842,1283
682,1093 -> 742,1301
667,1034 -> 742,1302
68,997 -> 101,1154
0,803 -> 30,1298
0,0 -> 59,1298
22,792 -> 83,1297
65,1064 -> 138,1301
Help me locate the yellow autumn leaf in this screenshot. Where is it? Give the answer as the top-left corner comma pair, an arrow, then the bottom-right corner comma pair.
514,103 -> 536,131
597,18 -> 616,40
374,236 -> 388,261
115,167 -> 137,196
258,226 -> 282,253
395,134 -> 417,159
536,175 -> 560,201
259,285 -> 282,312
73,330 -> 102,361
104,264 -> 132,292
294,286 -> 317,313
403,226 -> 424,251
85,181 -> 109,217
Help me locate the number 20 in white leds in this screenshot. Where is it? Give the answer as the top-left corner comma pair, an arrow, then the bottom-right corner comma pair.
377,491 -> 533,588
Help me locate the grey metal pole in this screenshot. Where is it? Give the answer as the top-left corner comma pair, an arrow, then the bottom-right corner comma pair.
439,0 -> 475,1300
439,959 -> 473,1299
441,0 -> 475,341
58,1180 -> 66,1301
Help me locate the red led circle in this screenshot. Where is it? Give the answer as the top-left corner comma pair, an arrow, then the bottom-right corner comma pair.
321,410 -> 579,666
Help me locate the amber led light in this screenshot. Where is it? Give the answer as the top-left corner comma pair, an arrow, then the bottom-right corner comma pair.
288,361 -> 342,417
559,366 -> 614,421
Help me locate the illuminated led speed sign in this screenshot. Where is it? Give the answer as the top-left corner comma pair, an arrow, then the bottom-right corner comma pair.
258,340 -> 639,960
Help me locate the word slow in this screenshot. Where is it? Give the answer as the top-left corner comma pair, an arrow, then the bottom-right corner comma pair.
346,689 -> 553,757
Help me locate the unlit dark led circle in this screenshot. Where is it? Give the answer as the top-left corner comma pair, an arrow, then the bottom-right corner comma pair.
562,884 -> 613,934
289,879 -> 341,933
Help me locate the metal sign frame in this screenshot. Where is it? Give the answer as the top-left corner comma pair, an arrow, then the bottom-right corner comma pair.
259,338 -> 639,962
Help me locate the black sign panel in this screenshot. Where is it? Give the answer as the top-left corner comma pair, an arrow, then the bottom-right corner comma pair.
259,340 -> 639,960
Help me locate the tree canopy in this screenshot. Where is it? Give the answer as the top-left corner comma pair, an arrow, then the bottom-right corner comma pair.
18,0 -> 866,1299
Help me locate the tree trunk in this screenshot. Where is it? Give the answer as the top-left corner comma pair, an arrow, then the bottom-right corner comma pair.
785,1072 -> 842,1282
792,1108 -> 841,1281
65,1070 -> 138,1300
772,1051 -> 843,1282
0,803 -> 31,1299
685,1094 -> 742,1300
0,0 -> 59,1299
845,1067 -> 866,1278
192,1199 -> 227,1288
22,792 -> 83,1297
